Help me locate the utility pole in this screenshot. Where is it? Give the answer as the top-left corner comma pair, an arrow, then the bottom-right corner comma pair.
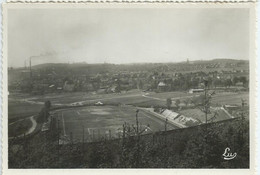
57,118 -> 60,162
135,109 -> 140,168
136,109 -> 139,135
204,79 -> 208,125
241,99 -> 246,120
82,125 -> 85,152
205,87 -> 208,124
92,130 -> 95,141
164,118 -> 168,145
203,78 -> 209,144
57,119 -> 60,145
239,99 -> 246,145
109,130 -> 111,140
23,133 -> 27,159
165,118 -> 168,132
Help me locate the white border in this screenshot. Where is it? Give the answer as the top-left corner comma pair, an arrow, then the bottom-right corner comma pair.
1,2 -> 257,175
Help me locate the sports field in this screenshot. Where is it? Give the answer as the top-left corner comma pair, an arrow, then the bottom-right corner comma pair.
211,92 -> 249,106
54,105 -> 177,143
8,90 -> 249,140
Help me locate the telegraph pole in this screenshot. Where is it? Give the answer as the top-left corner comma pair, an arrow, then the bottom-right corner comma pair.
57,118 -> 60,162
204,78 -> 209,143
164,118 -> 168,145
82,125 -> 85,152
165,118 -> 168,132
241,99 -> 246,119
135,109 -> 140,168
136,109 -> 139,135
204,85 -> 208,125
203,78 -> 209,124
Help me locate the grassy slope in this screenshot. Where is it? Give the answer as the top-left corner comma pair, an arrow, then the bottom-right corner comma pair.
8,118 -> 32,137
8,118 -> 249,168
8,100 -> 42,122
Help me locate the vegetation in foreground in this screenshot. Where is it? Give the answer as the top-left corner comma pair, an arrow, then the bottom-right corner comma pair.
8,116 -> 249,168
8,118 -> 32,138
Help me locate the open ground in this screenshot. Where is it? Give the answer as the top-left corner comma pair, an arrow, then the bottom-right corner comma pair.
8,90 -> 249,139
54,105 -> 177,143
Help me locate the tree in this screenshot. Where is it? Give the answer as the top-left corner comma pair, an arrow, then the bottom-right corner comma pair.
175,99 -> 181,109
166,98 -> 172,109
191,78 -> 199,89
154,106 -> 160,113
183,98 -> 190,107
138,80 -> 144,90
225,79 -> 232,88
45,100 -> 51,109
180,126 -> 224,168
239,76 -> 248,87
232,76 -> 239,85
37,100 -> 52,123
191,94 -> 205,106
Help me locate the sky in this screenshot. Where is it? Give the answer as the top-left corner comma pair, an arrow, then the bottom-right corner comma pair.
7,8 -> 249,67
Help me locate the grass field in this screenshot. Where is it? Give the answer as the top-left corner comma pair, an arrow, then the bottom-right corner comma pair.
8,90 -> 249,139
28,90 -> 146,105
211,92 -> 249,106
146,91 -> 194,99
8,90 -> 249,121
55,105 -> 177,143
8,100 -> 42,122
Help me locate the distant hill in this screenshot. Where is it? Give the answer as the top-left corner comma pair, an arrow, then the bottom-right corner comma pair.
31,58 -> 248,68
191,58 -> 248,63
8,58 -> 249,79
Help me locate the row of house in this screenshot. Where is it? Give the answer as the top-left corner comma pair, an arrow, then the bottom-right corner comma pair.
8,61 -> 249,94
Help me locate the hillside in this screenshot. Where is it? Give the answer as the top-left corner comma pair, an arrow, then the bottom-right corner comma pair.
9,117 -> 249,168
18,58 -> 249,72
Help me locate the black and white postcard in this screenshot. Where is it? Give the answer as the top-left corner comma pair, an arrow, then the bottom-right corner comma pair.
1,2 -> 257,175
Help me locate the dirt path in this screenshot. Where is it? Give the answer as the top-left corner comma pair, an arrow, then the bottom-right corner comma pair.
26,116 -> 37,135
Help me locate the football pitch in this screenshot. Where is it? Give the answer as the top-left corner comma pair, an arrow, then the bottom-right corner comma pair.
54,105 -> 177,143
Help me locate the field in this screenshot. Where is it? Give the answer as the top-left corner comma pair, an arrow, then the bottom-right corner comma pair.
54,105 -> 177,143
211,92 -> 249,106
8,90 -> 249,111
8,99 -> 42,122
8,90 -> 249,140
8,118 -> 32,138
145,91 -> 194,99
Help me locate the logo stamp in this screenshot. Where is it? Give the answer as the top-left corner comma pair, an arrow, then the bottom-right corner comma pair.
223,147 -> 237,160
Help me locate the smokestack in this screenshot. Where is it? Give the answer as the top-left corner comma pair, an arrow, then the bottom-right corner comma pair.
30,57 -> 32,79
